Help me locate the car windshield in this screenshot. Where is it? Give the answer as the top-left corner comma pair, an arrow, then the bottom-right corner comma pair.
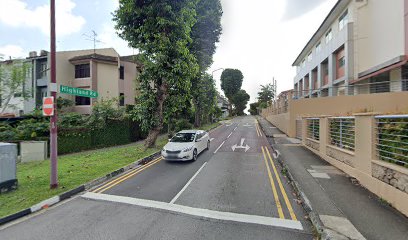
170,133 -> 196,143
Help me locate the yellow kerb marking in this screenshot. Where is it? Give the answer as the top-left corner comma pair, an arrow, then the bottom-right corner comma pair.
261,146 -> 285,219
93,157 -> 163,193
265,147 -> 297,221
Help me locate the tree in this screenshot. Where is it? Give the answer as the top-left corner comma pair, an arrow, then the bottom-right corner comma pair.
249,102 -> 259,115
257,83 -> 275,107
190,0 -> 222,127
193,73 -> 217,125
232,89 -> 250,116
220,69 -> 243,116
114,0 -> 199,148
0,60 -> 31,114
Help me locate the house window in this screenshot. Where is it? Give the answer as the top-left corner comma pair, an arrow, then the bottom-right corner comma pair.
316,42 -> 321,53
119,93 -> 125,106
339,10 -> 349,30
339,57 -> 345,67
325,29 -> 332,44
370,73 -> 390,93
39,62 -> 47,78
75,96 -> 90,105
307,52 -> 312,62
75,64 -> 90,78
119,66 -> 124,80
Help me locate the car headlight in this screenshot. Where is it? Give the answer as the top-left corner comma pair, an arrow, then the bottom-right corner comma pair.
183,146 -> 193,152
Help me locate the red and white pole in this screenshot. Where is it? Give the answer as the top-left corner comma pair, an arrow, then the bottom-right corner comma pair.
50,0 -> 58,189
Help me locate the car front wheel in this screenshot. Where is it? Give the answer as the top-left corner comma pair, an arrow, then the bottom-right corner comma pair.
192,149 -> 198,161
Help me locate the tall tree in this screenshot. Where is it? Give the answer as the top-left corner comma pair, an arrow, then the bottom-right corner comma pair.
114,0 -> 199,148
194,73 -> 217,125
220,69 -> 243,116
190,0 -> 222,127
248,102 -> 259,116
0,60 -> 31,114
257,83 -> 275,107
232,89 -> 250,116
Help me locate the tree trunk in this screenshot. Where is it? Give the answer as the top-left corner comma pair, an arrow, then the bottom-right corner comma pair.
0,94 -> 13,114
194,101 -> 201,127
144,83 -> 168,148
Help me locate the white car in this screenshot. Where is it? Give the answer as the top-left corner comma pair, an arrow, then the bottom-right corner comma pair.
161,130 -> 210,161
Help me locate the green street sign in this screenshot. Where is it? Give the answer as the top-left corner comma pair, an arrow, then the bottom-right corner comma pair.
59,85 -> 98,98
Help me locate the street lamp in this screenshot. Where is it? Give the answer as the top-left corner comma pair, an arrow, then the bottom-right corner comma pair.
211,68 -> 224,78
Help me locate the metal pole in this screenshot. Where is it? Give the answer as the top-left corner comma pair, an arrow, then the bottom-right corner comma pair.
50,0 -> 58,189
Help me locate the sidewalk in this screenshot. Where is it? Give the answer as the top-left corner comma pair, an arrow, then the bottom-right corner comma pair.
257,117 -> 408,240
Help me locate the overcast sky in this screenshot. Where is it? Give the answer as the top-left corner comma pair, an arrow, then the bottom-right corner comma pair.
0,0 -> 337,104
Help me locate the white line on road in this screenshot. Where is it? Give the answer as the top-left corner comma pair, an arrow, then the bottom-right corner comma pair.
170,162 -> 207,204
82,192 -> 303,230
227,132 -> 233,138
233,127 -> 237,131
214,140 -> 225,154
210,138 -> 214,142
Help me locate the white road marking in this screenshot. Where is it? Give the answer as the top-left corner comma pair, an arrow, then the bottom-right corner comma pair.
214,140 -> 225,153
233,127 -> 238,131
82,192 -> 304,230
227,132 -> 233,138
231,138 -> 250,152
170,162 -> 207,204
210,138 -> 214,142
307,169 -> 330,179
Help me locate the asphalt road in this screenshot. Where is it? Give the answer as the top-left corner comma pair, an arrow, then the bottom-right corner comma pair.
0,116 -> 313,240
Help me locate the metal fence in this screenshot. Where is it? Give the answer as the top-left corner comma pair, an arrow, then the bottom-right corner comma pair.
375,115 -> 408,168
329,117 -> 355,151
306,118 -> 320,141
292,79 -> 408,99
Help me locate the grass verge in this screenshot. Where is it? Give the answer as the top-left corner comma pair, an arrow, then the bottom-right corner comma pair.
0,122 -> 221,218
0,136 -> 168,218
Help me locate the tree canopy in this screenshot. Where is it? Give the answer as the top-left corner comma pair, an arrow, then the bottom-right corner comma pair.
232,89 -> 250,116
257,83 -> 275,106
114,0 -> 199,147
249,102 -> 259,116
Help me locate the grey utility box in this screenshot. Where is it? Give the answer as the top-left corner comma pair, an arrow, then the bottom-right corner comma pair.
0,143 -> 18,193
21,141 -> 47,163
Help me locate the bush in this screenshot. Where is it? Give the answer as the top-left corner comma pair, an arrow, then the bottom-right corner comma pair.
174,119 -> 193,132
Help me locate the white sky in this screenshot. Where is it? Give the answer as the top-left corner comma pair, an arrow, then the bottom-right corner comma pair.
0,0 -> 338,105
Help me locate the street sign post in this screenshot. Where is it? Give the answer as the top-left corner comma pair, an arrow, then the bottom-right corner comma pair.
60,85 -> 98,98
43,97 -> 54,116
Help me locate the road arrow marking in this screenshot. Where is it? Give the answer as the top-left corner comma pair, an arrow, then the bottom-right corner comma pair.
231,138 -> 250,152
243,123 -> 252,127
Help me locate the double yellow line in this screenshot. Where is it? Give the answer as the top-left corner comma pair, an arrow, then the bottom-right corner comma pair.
261,146 -> 297,221
93,156 -> 163,193
255,120 -> 263,137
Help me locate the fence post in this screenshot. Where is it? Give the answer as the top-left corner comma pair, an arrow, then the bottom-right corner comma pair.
320,117 -> 328,155
354,113 -> 376,175
302,117 -> 307,145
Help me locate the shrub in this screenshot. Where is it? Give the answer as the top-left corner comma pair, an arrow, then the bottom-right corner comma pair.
174,119 -> 193,132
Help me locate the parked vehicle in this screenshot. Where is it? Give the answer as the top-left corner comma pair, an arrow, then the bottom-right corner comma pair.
161,130 -> 210,161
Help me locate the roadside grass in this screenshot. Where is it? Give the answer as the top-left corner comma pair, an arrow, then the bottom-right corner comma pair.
0,136 -> 167,218
0,121 -> 221,218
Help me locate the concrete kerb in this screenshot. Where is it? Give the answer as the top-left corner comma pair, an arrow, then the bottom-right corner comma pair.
0,122 -> 224,226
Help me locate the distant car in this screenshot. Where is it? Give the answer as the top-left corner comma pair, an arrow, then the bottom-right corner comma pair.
161,130 -> 210,161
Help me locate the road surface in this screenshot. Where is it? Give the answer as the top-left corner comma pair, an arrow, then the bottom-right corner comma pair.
0,116 -> 313,240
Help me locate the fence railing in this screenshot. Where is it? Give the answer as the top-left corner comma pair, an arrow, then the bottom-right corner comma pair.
375,115 -> 408,168
306,118 -> 320,141
293,79 -> 408,99
329,117 -> 355,151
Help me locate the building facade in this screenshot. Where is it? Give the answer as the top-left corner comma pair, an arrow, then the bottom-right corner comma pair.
26,48 -> 141,115
293,0 -> 408,98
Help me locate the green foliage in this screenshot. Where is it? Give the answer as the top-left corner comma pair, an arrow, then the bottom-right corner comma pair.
232,89 -> 250,116
114,0 -> 199,148
257,83 -> 275,106
174,119 -> 194,133
58,112 -> 88,129
193,73 -> 217,126
249,102 -> 260,115
220,69 -> 243,100
14,118 -> 49,140
377,117 -> 408,167
0,122 -> 16,140
89,98 -> 125,128
0,60 -> 32,113
329,118 -> 355,151
56,97 -> 74,112
190,0 -> 222,71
